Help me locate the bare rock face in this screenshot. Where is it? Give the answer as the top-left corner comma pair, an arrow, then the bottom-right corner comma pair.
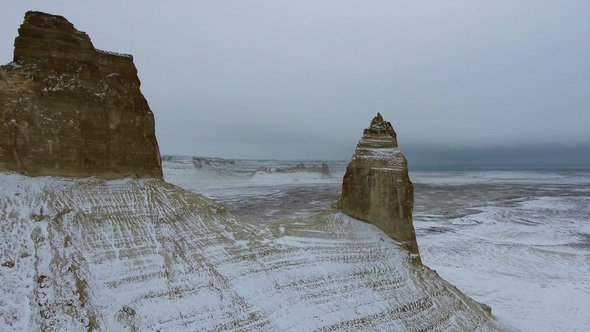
339,113 -> 420,260
0,11 -> 162,179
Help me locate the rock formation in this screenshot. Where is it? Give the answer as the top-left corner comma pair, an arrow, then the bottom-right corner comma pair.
0,11 -> 162,179
338,113 -> 420,259
275,162 -> 332,176
320,162 -> 330,175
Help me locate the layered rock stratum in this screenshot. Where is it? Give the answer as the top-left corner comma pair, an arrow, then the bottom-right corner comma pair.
0,11 -> 162,179
0,11 -> 511,331
339,113 -> 420,257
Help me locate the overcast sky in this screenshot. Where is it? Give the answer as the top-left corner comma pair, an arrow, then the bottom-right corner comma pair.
2,1 -> 589,165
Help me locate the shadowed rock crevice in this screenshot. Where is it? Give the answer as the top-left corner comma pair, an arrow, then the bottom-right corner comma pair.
338,113 -> 420,260
0,11 -> 162,179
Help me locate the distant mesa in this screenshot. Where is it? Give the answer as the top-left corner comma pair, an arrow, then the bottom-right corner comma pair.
0,11 -> 162,179
275,162 -> 331,176
338,113 -> 420,261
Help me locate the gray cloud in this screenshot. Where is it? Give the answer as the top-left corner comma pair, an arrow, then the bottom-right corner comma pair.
2,1 -> 589,165
404,143 -> 590,171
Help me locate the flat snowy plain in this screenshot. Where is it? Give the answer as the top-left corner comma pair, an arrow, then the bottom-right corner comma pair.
164,157 -> 590,332
412,171 -> 590,332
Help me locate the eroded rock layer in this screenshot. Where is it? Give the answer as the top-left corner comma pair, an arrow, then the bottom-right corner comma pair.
339,113 -> 420,257
0,11 -> 162,179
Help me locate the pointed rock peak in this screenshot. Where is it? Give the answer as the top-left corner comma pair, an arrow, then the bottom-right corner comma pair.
364,113 -> 397,139
358,113 -> 398,150
339,113 -> 420,261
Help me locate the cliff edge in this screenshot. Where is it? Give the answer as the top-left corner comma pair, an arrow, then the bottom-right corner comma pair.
338,113 -> 420,259
0,11 -> 162,179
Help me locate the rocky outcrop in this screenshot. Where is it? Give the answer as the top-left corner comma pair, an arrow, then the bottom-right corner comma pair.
0,11 -> 162,179
320,162 -> 330,175
338,113 -> 420,260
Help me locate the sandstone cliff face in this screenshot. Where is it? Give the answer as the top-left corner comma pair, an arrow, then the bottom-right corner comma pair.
0,11 -> 162,179
339,113 -> 420,258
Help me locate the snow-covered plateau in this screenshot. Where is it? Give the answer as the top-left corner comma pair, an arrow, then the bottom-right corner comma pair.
0,164 -> 508,331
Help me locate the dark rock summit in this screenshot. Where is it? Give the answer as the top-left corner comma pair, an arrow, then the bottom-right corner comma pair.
0,11 -> 162,179
364,112 -> 398,140
338,113 -> 420,261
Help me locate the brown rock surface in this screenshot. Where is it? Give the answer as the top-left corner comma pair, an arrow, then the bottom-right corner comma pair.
338,113 -> 420,260
0,11 -> 162,179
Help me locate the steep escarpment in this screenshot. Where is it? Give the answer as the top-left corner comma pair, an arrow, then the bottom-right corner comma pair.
0,11 -> 162,179
339,113 -> 420,258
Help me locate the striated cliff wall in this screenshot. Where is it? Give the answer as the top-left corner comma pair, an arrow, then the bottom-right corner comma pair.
339,113 -> 420,258
0,11 -> 162,179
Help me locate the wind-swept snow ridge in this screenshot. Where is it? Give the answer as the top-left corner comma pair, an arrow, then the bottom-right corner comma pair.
0,174 -> 510,331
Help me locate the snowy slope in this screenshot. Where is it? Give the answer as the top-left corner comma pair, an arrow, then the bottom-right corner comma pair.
0,173 -> 510,331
